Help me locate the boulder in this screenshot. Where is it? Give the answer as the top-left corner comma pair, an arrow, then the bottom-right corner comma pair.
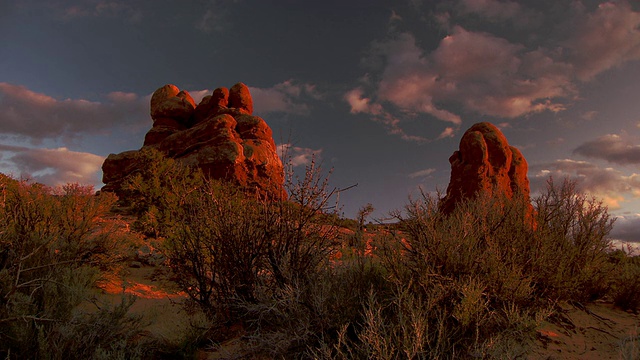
143,118 -> 186,146
212,87 -> 230,107
102,83 -> 286,201
150,85 -> 196,123
439,122 -> 530,214
101,150 -> 141,193
228,82 -> 253,115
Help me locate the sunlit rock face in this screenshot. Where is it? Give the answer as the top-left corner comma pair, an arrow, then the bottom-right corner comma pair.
102,83 -> 286,200
439,122 -> 530,215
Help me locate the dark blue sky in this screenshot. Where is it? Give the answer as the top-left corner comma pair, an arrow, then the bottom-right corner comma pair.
2,0 -> 640,246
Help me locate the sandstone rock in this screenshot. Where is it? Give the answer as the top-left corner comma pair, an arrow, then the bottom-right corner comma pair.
143,118 -> 186,146
101,150 -> 141,192
150,85 -> 179,115
212,87 -> 229,107
150,85 -> 196,123
439,122 -> 530,214
102,83 -> 286,201
193,87 -> 231,125
193,95 -> 214,125
228,82 -> 253,115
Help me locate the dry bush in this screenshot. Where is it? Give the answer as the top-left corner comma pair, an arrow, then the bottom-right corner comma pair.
128,147 -> 621,359
336,178 -> 617,359
129,150 -> 344,320
0,175 -> 146,359
532,178 -> 615,300
609,251 -> 640,312
130,151 -> 390,357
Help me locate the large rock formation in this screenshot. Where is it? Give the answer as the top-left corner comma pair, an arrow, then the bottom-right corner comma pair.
102,83 -> 286,200
439,122 -> 530,214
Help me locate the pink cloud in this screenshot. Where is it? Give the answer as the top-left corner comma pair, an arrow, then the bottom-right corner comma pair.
277,143 -> 322,167
530,159 -> 640,210
347,2 -> 640,140
437,127 -> 456,139
568,2 -> 640,81
249,80 -> 318,115
408,168 -> 436,179
0,144 -> 105,187
344,87 -> 428,142
432,26 -> 522,81
574,133 -> 640,165
0,83 -> 148,143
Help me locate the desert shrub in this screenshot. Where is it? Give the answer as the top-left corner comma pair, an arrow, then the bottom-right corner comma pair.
532,178 -> 615,300
123,147 -> 205,237
40,295 -> 147,360
609,251 -> 640,312
0,175 -> 145,359
332,178 -> 617,358
139,153 -> 343,320
131,146 -> 620,358
132,152 -> 392,357
237,258 -> 389,358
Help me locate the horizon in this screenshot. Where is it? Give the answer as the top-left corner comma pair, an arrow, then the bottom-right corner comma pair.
2,0 -> 640,245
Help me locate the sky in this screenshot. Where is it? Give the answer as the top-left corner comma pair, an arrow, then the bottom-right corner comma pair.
2,0 -> 640,245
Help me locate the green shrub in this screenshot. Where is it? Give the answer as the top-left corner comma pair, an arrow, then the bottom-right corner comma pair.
123,147 -> 205,237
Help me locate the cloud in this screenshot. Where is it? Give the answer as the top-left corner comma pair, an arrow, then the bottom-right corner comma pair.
61,1 -> 142,22
372,33 -> 463,125
530,159 -> 640,210
347,28 -> 572,140
344,88 -> 383,115
249,80 -> 319,115
611,214 -> 640,244
574,134 -> 640,166
412,27 -> 572,118
277,144 -> 322,167
567,2 -> 640,81
437,127 -> 456,139
0,145 -> 104,187
188,89 -> 211,105
196,0 -> 243,33
458,0 -> 522,21
0,83 -> 149,143
409,168 -> 436,179
197,8 -> 226,33
344,87 -> 428,142
348,2 -> 640,141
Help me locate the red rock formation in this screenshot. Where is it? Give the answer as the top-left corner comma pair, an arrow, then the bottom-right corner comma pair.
439,122 -> 530,214
102,83 -> 286,200
228,83 -> 253,115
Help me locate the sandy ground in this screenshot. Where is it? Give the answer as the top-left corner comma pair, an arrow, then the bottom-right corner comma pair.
530,301 -> 639,360
96,265 -> 198,345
